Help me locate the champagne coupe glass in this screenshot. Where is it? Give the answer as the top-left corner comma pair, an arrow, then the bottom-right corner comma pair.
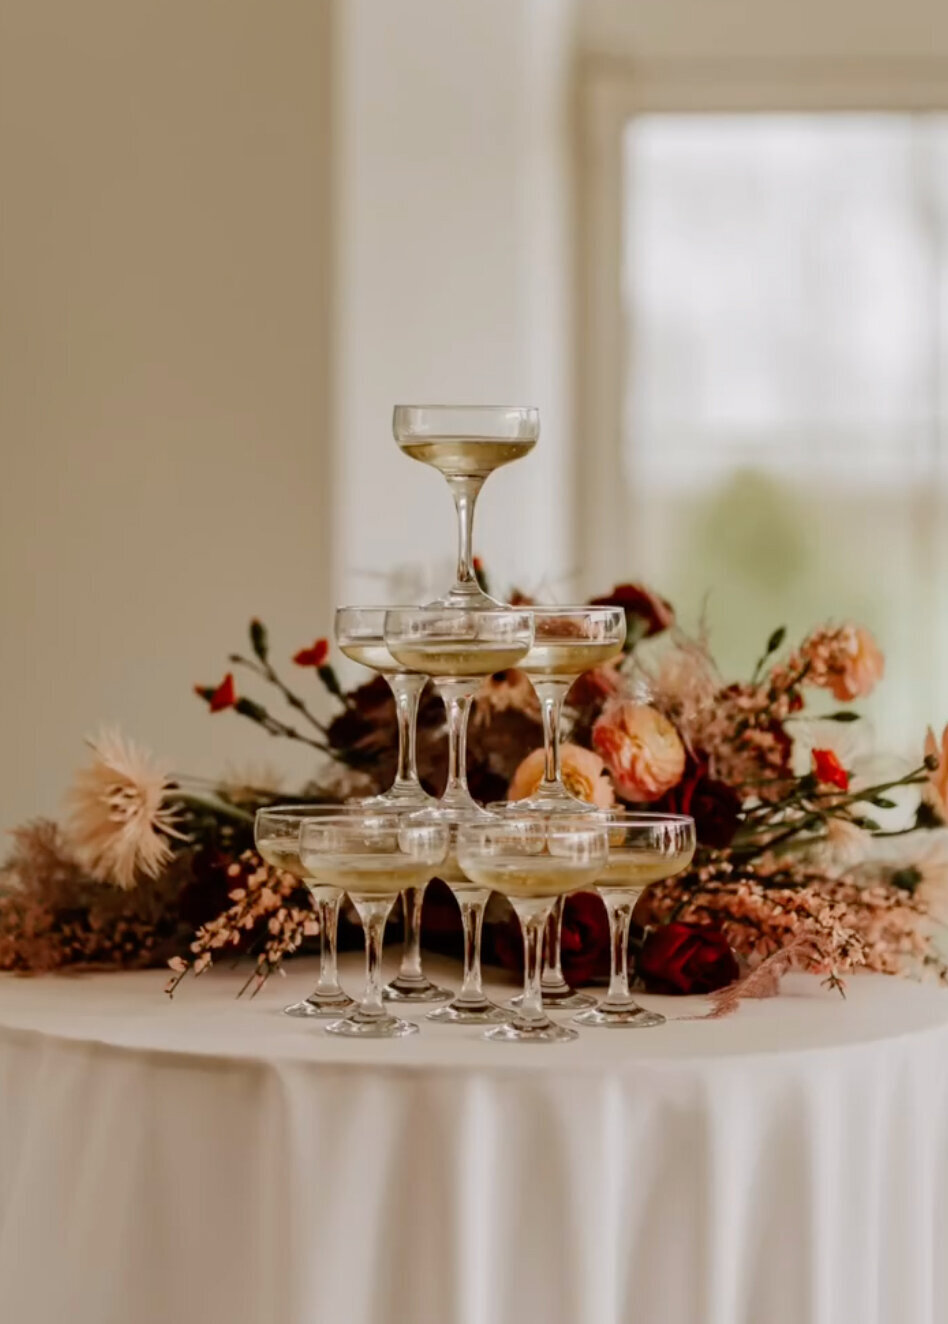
299,810 -> 449,1038
254,806 -> 355,1018
385,606 -> 534,1024
335,605 -> 450,1005
393,405 -> 539,609
457,812 -> 608,1043
335,606 -> 436,810
504,605 -> 625,1011
420,813 -> 507,1025
384,607 -> 534,815
573,812 -> 696,1029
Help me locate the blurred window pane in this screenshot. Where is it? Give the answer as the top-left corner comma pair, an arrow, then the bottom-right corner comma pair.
622,114 -> 948,750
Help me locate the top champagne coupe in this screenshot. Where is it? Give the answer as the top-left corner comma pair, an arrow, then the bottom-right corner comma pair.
393,405 -> 539,609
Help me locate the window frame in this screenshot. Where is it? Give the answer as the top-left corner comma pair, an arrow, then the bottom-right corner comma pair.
576,56 -> 948,595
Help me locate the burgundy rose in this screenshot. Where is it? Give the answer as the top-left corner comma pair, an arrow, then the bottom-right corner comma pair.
589,583 -> 675,642
636,922 -> 739,995
559,892 -> 611,985
665,764 -> 742,850
689,778 -> 742,849
490,892 -> 610,986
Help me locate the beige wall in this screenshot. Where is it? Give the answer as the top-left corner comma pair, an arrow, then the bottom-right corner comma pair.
0,0 -> 333,831
332,0 -> 578,610
580,0 -> 948,59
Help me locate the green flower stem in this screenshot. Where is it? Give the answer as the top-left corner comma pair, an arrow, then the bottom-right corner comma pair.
177,793 -> 255,825
229,652 -> 332,735
231,694 -> 345,761
736,767 -> 929,859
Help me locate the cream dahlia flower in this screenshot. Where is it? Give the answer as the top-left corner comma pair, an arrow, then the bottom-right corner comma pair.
66,729 -> 186,889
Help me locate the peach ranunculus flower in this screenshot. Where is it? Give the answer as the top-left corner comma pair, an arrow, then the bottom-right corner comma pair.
591,701 -> 686,803
508,743 -> 615,809
799,624 -> 885,702
925,725 -> 948,821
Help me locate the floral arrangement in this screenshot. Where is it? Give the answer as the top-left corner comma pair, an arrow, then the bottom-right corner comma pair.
2,580 -> 947,1005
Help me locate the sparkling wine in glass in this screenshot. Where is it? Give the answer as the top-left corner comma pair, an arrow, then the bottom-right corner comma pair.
573,813 -> 696,1029
299,810 -> 449,1039
384,607 -> 534,815
420,817 -> 507,1026
505,605 -> 624,1011
457,813 -> 608,1043
393,405 -> 539,609
254,806 -> 355,1018
335,606 -> 450,1004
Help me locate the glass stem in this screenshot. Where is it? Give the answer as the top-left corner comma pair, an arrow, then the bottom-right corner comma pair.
541,895 -> 567,985
436,678 -> 478,802
458,896 -> 487,1001
517,901 -> 554,1023
314,893 -> 342,994
447,475 -> 484,591
604,893 -> 636,1004
534,680 -> 568,789
398,884 -> 426,980
387,672 -> 426,790
356,899 -> 395,1017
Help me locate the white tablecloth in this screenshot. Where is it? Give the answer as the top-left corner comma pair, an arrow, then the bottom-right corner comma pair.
1,954 -> 947,1324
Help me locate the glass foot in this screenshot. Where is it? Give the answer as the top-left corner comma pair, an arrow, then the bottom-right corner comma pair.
427,997 -> 507,1025
354,785 -> 437,811
384,976 -> 453,1003
572,1003 -> 665,1029
325,1008 -> 419,1039
283,991 -> 354,1018
507,986 -> 597,1012
504,787 -> 596,815
427,585 -> 503,612
485,1017 -> 578,1044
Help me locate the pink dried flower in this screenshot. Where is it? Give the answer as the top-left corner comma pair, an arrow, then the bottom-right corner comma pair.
165,849 -> 316,997
796,623 -> 885,701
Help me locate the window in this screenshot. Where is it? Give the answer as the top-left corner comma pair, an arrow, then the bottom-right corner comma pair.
621,113 -> 948,750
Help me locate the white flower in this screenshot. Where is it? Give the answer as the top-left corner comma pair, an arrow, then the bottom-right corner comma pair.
66,729 -> 186,889
819,817 -> 871,873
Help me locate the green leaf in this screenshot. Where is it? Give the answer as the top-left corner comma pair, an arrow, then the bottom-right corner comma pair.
235,697 -> 268,722
869,796 -> 897,810
249,619 -> 269,663
318,664 -> 344,701
824,710 -> 861,722
765,626 -> 787,655
851,815 -> 881,832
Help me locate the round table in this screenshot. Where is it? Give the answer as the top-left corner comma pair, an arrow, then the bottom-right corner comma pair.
1,954 -> 947,1324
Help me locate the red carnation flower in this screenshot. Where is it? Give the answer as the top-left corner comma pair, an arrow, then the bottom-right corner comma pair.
637,922 -> 738,995
195,672 -> 237,713
293,638 -> 329,668
812,748 -> 849,791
